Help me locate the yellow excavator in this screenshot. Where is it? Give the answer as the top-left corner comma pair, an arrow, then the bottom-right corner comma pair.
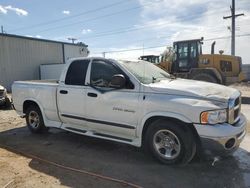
139,38 -> 246,85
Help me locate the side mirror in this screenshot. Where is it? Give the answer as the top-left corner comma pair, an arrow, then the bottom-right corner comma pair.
109,74 -> 126,89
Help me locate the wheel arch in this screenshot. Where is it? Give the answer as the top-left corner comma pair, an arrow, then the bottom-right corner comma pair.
23,99 -> 45,119
189,68 -> 223,84
139,113 -> 200,147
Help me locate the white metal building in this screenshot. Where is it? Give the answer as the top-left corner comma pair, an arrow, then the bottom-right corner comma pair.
0,33 -> 89,90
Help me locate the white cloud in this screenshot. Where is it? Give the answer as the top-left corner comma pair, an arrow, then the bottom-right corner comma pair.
0,5 -> 7,14
0,5 -> 28,16
82,29 -> 92,35
5,5 -> 28,16
90,1 -> 250,64
62,10 -> 70,15
25,35 -> 42,39
132,0 -> 250,64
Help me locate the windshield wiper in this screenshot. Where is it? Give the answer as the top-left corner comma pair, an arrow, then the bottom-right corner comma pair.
152,76 -> 168,83
169,74 -> 176,79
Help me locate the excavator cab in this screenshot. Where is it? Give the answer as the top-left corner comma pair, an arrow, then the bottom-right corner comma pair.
172,39 -> 203,72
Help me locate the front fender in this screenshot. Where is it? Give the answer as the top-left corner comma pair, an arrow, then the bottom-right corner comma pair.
136,111 -> 193,146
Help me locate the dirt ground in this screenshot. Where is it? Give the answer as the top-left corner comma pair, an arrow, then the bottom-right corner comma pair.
0,84 -> 250,188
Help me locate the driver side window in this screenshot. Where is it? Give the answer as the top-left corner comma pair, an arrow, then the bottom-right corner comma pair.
90,60 -> 122,88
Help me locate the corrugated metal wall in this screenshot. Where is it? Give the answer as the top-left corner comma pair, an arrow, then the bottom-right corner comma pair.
0,34 -> 88,91
242,64 -> 250,81
64,44 -> 89,60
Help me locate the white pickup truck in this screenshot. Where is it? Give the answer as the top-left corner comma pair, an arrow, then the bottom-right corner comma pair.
12,57 -> 247,164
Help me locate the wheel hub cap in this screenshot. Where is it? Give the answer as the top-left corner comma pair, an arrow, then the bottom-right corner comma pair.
28,111 -> 40,129
153,129 -> 181,160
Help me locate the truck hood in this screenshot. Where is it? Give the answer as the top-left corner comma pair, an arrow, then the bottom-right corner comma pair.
0,85 -> 5,90
146,78 -> 240,102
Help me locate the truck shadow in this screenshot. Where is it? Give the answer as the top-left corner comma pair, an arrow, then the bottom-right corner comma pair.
0,126 -> 249,188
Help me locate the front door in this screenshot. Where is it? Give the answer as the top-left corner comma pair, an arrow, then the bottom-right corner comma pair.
85,59 -> 139,139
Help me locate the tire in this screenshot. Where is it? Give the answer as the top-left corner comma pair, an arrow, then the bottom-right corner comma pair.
191,73 -> 218,83
25,105 -> 48,133
144,119 -> 196,165
4,97 -> 11,109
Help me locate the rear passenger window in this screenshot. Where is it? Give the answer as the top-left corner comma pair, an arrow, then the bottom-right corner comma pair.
65,60 -> 89,86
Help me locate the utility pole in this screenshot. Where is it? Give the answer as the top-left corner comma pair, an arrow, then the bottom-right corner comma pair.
102,52 -> 106,58
142,43 -> 144,56
223,0 -> 244,56
1,25 -> 4,34
67,37 -> 77,44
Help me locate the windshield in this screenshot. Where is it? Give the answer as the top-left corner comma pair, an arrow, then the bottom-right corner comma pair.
118,60 -> 171,84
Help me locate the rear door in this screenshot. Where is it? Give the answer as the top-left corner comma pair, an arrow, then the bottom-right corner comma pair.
57,59 -> 90,131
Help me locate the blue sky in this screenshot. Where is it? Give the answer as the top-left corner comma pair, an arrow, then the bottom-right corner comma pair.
0,0 -> 250,62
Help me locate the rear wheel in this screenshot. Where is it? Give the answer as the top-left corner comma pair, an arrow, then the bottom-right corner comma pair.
144,119 -> 196,165
25,105 -> 48,133
191,73 -> 218,83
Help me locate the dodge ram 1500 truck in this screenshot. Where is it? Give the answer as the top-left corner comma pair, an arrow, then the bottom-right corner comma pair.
12,57 -> 247,164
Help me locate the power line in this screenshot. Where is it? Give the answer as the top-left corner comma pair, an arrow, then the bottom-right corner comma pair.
81,23 -> 228,41
9,0 -> 130,32
88,24 -> 249,48
93,34 -> 250,54
37,0 -> 248,36
18,0 -> 163,34
79,2 -> 247,41
81,22 -> 218,40
21,0 -> 230,35
9,0 -> 249,36
76,8 -> 230,40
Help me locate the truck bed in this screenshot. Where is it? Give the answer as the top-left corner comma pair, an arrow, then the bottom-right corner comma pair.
12,80 -> 60,124
14,79 -> 59,85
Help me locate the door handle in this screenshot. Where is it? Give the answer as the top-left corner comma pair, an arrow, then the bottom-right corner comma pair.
60,90 -> 68,94
87,92 -> 98,97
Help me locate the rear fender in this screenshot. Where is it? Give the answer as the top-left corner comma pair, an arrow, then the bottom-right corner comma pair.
23,98 -> 61,128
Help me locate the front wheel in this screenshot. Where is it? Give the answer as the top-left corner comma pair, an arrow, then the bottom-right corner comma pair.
145,119 -> 196,165
25,105 -> 48,133
191,73 -> 218,83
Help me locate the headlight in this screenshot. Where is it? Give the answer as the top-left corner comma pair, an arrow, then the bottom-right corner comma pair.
200,109 -> 227,125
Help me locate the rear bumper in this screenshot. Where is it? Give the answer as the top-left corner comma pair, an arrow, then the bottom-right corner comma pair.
194,113 -> 247,156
